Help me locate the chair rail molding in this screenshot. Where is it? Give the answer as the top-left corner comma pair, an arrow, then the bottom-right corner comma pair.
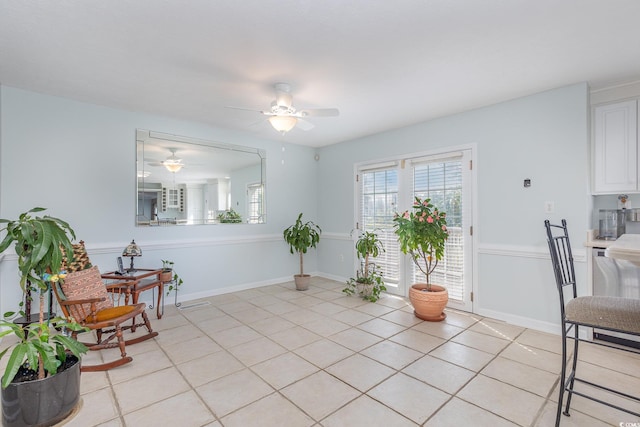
319,232 -> 352,241
477,243 -> 587,263
0,234 -> 283,262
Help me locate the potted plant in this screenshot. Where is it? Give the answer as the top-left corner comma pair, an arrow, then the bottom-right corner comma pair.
393,196 -> 449,321
343,230 -> 387,302
0,207 -> 89,426
161,259 -> 184,303
218,208 -> 243,223
283,213 -> 321,291
160,259 -> 175,282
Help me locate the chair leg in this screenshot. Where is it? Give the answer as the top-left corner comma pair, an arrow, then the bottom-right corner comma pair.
81,324 -> 134,372
141,310 -> 154,333
556,322 -> 568,427
115,323 -> 127,358
563,325 -> 580,417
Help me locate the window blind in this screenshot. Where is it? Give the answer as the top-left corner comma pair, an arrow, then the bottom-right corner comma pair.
358,167 -> 400,284
411,158 -> 464,301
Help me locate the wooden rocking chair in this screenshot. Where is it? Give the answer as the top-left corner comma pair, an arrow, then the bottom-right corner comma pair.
53,265 -> 158,371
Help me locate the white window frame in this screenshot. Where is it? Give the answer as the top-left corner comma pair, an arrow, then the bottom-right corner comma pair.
354,144 -> 476,312
247,182 -> 265,224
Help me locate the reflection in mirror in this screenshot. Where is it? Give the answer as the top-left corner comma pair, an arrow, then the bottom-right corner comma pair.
136,129 -> 266,226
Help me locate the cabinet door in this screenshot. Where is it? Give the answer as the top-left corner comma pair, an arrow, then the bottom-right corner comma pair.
593,100 -> 638,194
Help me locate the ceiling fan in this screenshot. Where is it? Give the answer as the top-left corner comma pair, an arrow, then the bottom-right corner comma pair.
229,83 -> 339,134
147,148 -> 185,173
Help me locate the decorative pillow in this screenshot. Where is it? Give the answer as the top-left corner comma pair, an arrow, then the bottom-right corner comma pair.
60,266 -> 112,321
61,240 -> 93,273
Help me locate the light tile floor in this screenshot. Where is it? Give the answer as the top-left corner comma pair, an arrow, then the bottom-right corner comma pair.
3,277 -> 640,426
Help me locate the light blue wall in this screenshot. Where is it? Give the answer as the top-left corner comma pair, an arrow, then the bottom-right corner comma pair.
0,86 -> 319,314
316,83 -> 590,331
0,83 -> 591,332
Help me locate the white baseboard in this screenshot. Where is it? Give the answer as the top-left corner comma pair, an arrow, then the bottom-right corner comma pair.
154,275 -> 294,306
475,307 -> 562,336
315,271 -> 348,283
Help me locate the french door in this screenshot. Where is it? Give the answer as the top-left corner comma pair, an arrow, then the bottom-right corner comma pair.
357,149 -> 473,312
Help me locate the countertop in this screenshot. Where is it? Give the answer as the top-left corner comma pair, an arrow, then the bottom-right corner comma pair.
605,234 -> 640,263
584,229 -> 615,248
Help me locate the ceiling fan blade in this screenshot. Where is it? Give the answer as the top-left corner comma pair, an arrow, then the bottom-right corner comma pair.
298,108 -> 339,117
296,119 -> 315,131
225,106 -> 262,113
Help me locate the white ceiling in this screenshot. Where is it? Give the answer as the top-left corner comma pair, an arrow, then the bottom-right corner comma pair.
1,1 -> 640,147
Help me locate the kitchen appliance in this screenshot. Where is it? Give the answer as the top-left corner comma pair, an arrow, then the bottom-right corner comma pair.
592,247 -> 640,348
598,209 -> 626,240
625,208 -> 640,234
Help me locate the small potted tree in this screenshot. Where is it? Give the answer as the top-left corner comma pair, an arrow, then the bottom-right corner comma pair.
283,213 -> 321,291
0,207 -> 88,427
343,230 -> 386,302
393,196 -> 449,321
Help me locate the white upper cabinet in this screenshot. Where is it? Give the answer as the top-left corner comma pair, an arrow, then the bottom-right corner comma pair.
593,100 -> 638,194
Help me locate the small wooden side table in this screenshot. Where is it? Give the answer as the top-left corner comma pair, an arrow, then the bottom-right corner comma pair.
101,268 -> 169,319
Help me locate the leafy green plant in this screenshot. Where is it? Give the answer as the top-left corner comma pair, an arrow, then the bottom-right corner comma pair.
283,213 -> 321,276
161,259 -> 184,296
161,259 -> 174,271
0,317 -> 87,389
218,209 -> 242,223
0,207 -> 88,387
343,230 -> 387,302
393,196 -> 449,290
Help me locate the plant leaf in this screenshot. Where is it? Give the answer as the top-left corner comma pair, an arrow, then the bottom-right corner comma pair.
2,344 -> 27,389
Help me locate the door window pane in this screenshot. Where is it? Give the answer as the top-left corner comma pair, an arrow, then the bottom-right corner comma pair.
360,169 -> 399,283
412,160 -> 464,301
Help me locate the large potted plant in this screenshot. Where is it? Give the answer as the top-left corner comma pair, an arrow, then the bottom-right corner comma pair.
343,230 -> 387,302
283,213 -> 321,291
393,196 -> 449,321
0,207 -> 88,427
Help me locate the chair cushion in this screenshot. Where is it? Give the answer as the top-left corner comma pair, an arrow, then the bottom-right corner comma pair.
61,266 -> 113,320
566,296 -> 640,335
86,305 -> 139,323
61,240 -> 93,273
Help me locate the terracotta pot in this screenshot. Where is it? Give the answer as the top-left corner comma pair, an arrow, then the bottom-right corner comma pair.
159,270 -> 173,282
294,274 -> 310,291
408,283 -> 448,322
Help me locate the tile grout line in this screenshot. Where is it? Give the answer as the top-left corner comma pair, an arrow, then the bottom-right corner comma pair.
67,278 -> 626,427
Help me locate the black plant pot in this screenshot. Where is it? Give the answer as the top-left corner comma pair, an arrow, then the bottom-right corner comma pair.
1,356 -> 81,427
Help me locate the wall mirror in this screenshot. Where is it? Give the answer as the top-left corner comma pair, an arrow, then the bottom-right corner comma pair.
136,129 -> 266,226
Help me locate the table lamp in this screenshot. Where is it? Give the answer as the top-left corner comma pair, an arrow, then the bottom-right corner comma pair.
122,239 -> 142,271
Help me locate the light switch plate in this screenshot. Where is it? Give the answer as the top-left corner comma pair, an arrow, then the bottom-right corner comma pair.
544,201 -> 555,213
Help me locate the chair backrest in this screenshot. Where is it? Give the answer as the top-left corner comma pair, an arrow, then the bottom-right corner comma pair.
56,266 -> 113,321
544,219 -> 578,308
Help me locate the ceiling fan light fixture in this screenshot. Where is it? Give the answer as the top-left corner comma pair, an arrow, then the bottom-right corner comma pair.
164,162 -> 183,173
162,149 -> 184,172
269,115 -> 297,134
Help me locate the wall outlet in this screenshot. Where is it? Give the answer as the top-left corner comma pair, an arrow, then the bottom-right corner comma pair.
339,254 -> 344,262
544,201 -> 555,213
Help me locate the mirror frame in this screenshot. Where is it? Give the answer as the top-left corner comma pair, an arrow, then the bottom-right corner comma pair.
136,129 -> 266,226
